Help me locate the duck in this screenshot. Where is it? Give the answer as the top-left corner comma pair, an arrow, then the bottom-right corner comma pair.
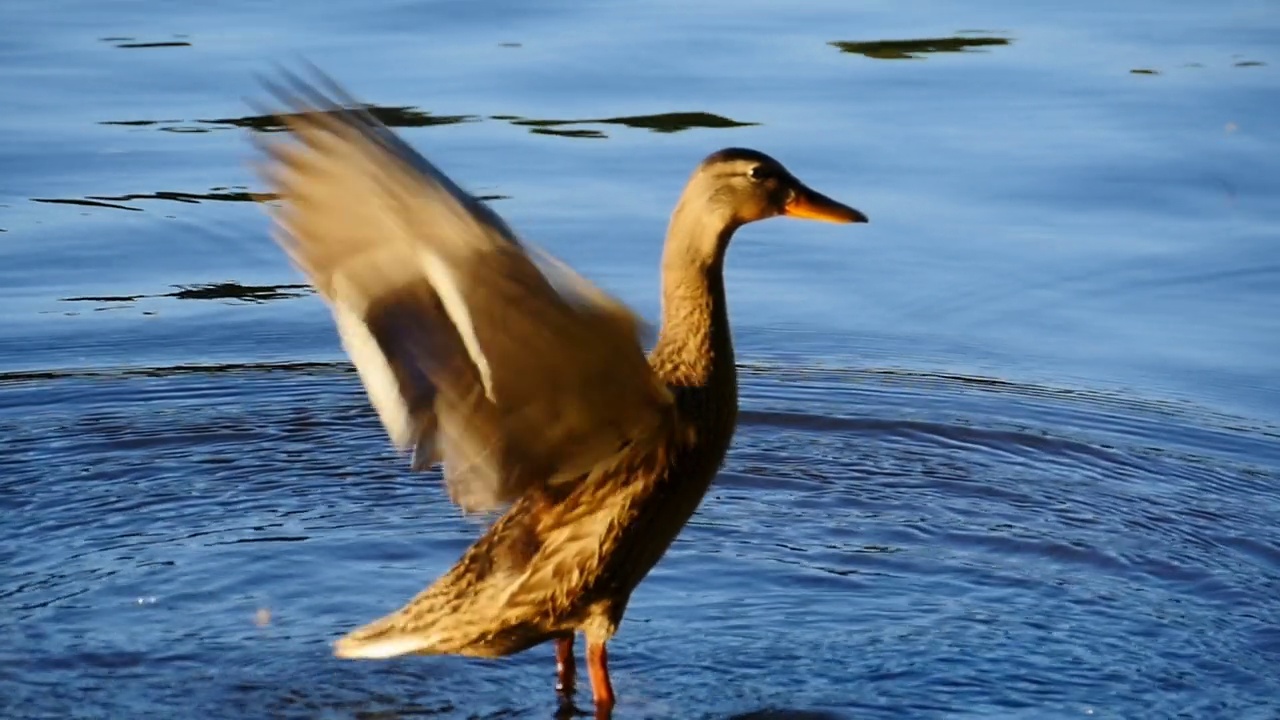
253,69 -> 866,717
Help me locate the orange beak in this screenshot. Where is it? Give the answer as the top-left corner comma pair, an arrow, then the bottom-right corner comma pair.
783,184 -> 868,224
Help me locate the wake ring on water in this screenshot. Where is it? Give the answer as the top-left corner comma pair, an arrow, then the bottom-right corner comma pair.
740,409 -> 1131,467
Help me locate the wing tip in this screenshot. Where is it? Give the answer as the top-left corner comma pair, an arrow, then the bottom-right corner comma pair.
333,606 -> 445,660
333,632 -> 439,660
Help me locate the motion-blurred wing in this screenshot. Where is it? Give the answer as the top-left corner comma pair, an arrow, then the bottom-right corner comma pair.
253,69 -> 673,512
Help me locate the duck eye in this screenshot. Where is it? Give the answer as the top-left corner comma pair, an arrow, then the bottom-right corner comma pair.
748,164 -> 775,182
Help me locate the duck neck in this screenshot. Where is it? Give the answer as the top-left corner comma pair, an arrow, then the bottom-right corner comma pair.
653,199 -> 738,388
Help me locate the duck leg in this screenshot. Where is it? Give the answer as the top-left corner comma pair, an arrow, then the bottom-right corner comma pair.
586,640 -> 615,717
555,635 -> 576,695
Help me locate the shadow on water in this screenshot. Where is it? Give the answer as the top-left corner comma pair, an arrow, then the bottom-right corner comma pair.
830,34 -> 1011,60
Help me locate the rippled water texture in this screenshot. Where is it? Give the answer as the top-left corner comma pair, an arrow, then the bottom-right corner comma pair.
2,1 -> 1278,718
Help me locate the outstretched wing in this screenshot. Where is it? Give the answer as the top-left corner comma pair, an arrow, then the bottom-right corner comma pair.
253,69 -> 673,512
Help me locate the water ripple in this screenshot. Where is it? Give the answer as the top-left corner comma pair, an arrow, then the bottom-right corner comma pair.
10,361 -> 1275,717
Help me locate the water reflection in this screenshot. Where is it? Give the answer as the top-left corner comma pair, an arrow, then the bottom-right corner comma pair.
830,35 -> 1010,60
30,188 -> 503,213
99,36 -> 191,49
31,197 -> 141,212
552,698 -> 845,719
61,282 -> 313,306
31,189 -> 273,213
0,360 -> 341,385
90,188 -> 276,204
113,41 -> 191,49
724,711 -> 846,720
205,106 -> 476,133
98,107 -> 755,138
101,106 -> 476,134
1129,59 -> 1263,75
494,111 -> 758,139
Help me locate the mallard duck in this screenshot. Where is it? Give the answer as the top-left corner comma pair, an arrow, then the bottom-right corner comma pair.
254,70 -> 866,716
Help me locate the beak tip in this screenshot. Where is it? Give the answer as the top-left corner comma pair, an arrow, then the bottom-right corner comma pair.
783,186 -> 867,225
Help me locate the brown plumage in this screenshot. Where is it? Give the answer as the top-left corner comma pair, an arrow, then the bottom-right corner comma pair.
253,68 -> 866,716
